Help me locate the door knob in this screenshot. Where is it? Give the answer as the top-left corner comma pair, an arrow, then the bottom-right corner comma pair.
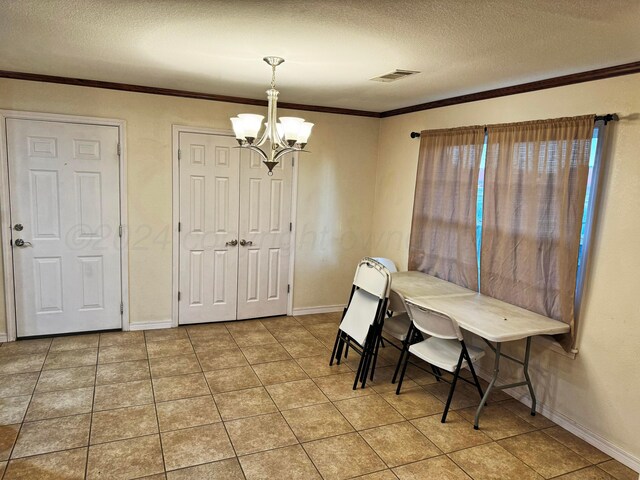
14,224 -> 24,231
225,239 -> 238,247
239,239 -> 253,247
14,239 -> 33,247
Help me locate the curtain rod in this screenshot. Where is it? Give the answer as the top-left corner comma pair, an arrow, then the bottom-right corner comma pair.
409,113 -> 619,138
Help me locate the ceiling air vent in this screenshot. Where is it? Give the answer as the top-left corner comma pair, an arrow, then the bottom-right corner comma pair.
370,69 -> 420,83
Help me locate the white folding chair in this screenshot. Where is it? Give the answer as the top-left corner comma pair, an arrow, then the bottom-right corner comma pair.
330,258 -> 391,389
371,257 -> 397,273
396,299 -> 485,423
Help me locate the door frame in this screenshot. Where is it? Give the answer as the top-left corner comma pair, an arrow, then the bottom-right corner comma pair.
0,110 -> 130,341
171,124 -> 298,327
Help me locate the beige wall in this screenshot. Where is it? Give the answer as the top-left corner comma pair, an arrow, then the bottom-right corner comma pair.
0,78 -> 380,332
372,74 -> 640,462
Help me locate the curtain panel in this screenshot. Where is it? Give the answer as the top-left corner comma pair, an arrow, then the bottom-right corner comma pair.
409,126 -> 485,290
481,115 -> 594,351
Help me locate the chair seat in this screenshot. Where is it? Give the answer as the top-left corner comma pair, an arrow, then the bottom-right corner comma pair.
409,337 -> 485,372
382,313 -> 412,342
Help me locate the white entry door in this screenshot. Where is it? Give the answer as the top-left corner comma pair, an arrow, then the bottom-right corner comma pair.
178,131 -> 292,324
6,119 -> 122,337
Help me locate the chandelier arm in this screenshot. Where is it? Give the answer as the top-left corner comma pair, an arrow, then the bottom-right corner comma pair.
244,145 -> 269,162
273,147 -> 298,162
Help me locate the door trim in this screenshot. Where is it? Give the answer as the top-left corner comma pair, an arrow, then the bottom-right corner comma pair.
171,124 -> 298,327
0,110 -> 130,341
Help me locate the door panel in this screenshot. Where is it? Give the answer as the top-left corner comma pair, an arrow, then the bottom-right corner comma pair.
178,132 -> 240,324
236,150 -> 292,319
7,119 -> 122,337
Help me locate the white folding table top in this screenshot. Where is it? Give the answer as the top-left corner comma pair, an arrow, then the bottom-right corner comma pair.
391,271 -> 569,343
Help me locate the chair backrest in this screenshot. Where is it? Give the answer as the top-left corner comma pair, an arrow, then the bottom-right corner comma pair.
371,257 -> 397,273
405,299 -> 463,341
339,258 -> 391,346
387,288 -> 407,313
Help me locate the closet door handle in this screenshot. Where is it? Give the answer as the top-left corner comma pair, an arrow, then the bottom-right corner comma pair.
225,239 -> 238,247
239,239 -> 253,247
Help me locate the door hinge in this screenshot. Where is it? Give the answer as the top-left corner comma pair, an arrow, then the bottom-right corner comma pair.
177,149 -> 182,161
120,302 -> 124,314
292,157 -> 295,167
287,284 -> 290,294
178,222 -> 181,232
117,143 -> 121,156
118,225 -> 123,237
289,222 -> 292,232
178,291 -> 181,301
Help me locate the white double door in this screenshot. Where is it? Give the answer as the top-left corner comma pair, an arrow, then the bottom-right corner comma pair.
6,118 -> 123,337
178,131 -> 292,324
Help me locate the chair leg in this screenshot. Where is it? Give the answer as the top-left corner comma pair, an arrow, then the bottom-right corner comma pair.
335,333 -> 346,365
329,331 -> 341,366
392,325 -> 414,384
395,348 -> 412,395
462,342 -> 484,402
344,338 -> 350,359
369,332 -> 382,381
441,351 -> 465,423
430,364 -> 442,381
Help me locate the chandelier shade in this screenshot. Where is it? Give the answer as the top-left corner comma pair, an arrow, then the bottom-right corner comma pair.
230,57 -> 314,175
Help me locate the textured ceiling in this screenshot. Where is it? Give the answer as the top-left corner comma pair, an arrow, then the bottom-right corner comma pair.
1,0 -> 639,112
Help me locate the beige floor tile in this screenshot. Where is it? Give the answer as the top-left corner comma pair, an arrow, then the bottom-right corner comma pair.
150,354 -> 201,378
368,365 -> 418,394
12,414 -> 91,458
35,365 -> 96,393
499,430 -> 590,478
411,411 -> 491,453
303,432 -> 386,480
448,442 -> 543,480
241,343 -> 292,364
361,421 -> 441,467
204,366 -> 261,394
252,360 -> 309,385
214,386 -> 277,421
297,314 -> 341,327
501,399 -> 555,429
152,372 -> 210,402
4,447 -> 87,480
272,328 -> 318,344
458,403 -> 536,440
423,381 -> 484,411
0,353 -> 46,375
196,347 -> 249,371
543,426 -> 612,464
144,328 -> 188,343
0,461 -> 5,477
0,339 -> 51,357
225,320 -> 267,334
185,322 -> 229,336
87,434 -> 164,479
266,379 -> 329,410
381,388 -> 444,420
161,423 -> 235,471
282,403 -> 354,442
0,396 -> 30,426
554,467 -> 617,479
156,395 -> 220,432
334,394 -> 404,430
44,348 -> 97,370
50,334 -> 99,352
190,333 -> 237,352
133,474 -> 167,480
0,373 -> 38,398
280,338 -> 328,358
261,316 -> 302,332
313,372 -> 376,401
0,424 -> 19,461
95,359 -> 150,385
295,355 -> 352,378
226,412 -> 297,455
240,444 -> 321,480
393,455 -> 471,479
597,460 -> 639,480
98,344 -> 147,364
94,379 -> 153,411
99,330 -> 145,347
146,338 -> 194,359
403,363 -> 441,386
230,330 -> 278,348
354,471 -> 399,480
166,458 -> 245,480
25,386 -> 94,421
90,404 -> 158,444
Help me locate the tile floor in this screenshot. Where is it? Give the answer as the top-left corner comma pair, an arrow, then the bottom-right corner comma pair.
0,313 -> 637,480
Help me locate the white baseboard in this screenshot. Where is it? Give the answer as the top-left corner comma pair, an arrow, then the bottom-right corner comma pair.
0,333 -> 7,343
292,304 -> 345,316
475,366 -> 640,474
128,319 -> 174,331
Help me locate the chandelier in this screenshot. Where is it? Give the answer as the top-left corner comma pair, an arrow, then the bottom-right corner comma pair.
230,57 -> 314,175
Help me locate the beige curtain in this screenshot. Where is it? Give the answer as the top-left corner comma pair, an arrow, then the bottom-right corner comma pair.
409,126 -> 485,290
481,116 -> 594,351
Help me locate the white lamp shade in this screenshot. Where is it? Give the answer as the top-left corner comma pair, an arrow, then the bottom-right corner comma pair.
238,114 -> 264,139
230,117 -> 245,139
279,117 -> 305,142
297,122 -> 314,144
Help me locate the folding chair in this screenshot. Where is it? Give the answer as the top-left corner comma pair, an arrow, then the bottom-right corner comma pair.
329,257 -> 390,389
396,299 -> 485,423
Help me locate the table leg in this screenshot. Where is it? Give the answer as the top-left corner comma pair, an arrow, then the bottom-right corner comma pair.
523,336 -> 536,416
474,342 -> 501,430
